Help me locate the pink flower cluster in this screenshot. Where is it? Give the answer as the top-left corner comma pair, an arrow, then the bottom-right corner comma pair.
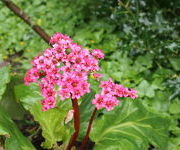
24,32 -> 104,111
92,79 -> 138,111
24,32 -> 138,111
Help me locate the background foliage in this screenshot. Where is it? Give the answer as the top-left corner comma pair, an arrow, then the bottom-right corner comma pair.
0,0 -> 180,149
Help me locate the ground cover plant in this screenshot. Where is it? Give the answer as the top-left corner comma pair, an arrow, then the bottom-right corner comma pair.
0,0 -> 180,150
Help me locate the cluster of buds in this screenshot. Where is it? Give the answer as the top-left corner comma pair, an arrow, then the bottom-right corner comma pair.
24,32 -> 138,111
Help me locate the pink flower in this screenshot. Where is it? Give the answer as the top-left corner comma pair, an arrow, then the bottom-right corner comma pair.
81,82 -> 90,93
100,78 -> 114,89
92,73 -> 103,81
122,88 -> 129,97
92,94 -> 106,110
92,94 -> 119,111
44,48 -> 54,58
114,84 -> 124,97
104,95 -> 119,111
24,68 -> 40,85
60,63 -> 71,73
50,32 -> 72,45
33,56 -> 46,69
41,96 -> 56,111
74,71 -> 88,81
71,88 -> 84,99
128,89 -> 138,99
42,87 -> 56,98
59,89 -> 71,100
92,49 -> 105,59
100,78 -> 115,95
92,78 -> 138,111
25,32 -> 138,111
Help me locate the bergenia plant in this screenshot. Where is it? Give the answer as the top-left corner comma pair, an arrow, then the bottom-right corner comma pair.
24,33 -> 138,150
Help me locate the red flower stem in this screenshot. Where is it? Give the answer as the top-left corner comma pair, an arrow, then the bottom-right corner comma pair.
66,98 -> 80,150
80,108 -> 97,150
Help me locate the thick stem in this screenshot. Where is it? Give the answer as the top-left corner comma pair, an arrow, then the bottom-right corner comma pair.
66,98 -> 80,150
0,0 -> 51,45
80,108 -> 97,150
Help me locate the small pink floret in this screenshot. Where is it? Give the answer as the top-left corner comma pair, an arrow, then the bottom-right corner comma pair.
92,49 -> 105,59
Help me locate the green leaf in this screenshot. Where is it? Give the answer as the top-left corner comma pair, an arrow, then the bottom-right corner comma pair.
169,57 -> 180,71
168,137 -> 180,150
90,100 -> 169,150
0,54 -> 10,100
14,83 -> 43,110
134,54 -> 153,70
0,80 -> 25,120
0,106 -> 35,150
145,91 -> 170,112
169,99 -> 180,114
15,83 -> 70,149
153,68 -> 174,79
136,80 -> 158,98
79,91 -> 96,140
30,102 -> 67,149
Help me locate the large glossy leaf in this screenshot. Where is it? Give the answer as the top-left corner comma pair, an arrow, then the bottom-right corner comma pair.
0,77 -> 25,120
0,106 -> 35,150
14,83 -> 42,110
90,99 -> 169,150
79,91 -> 96,140
0,54 -> 10,101
30,102 -> 67,149
14,83 -> 70,149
